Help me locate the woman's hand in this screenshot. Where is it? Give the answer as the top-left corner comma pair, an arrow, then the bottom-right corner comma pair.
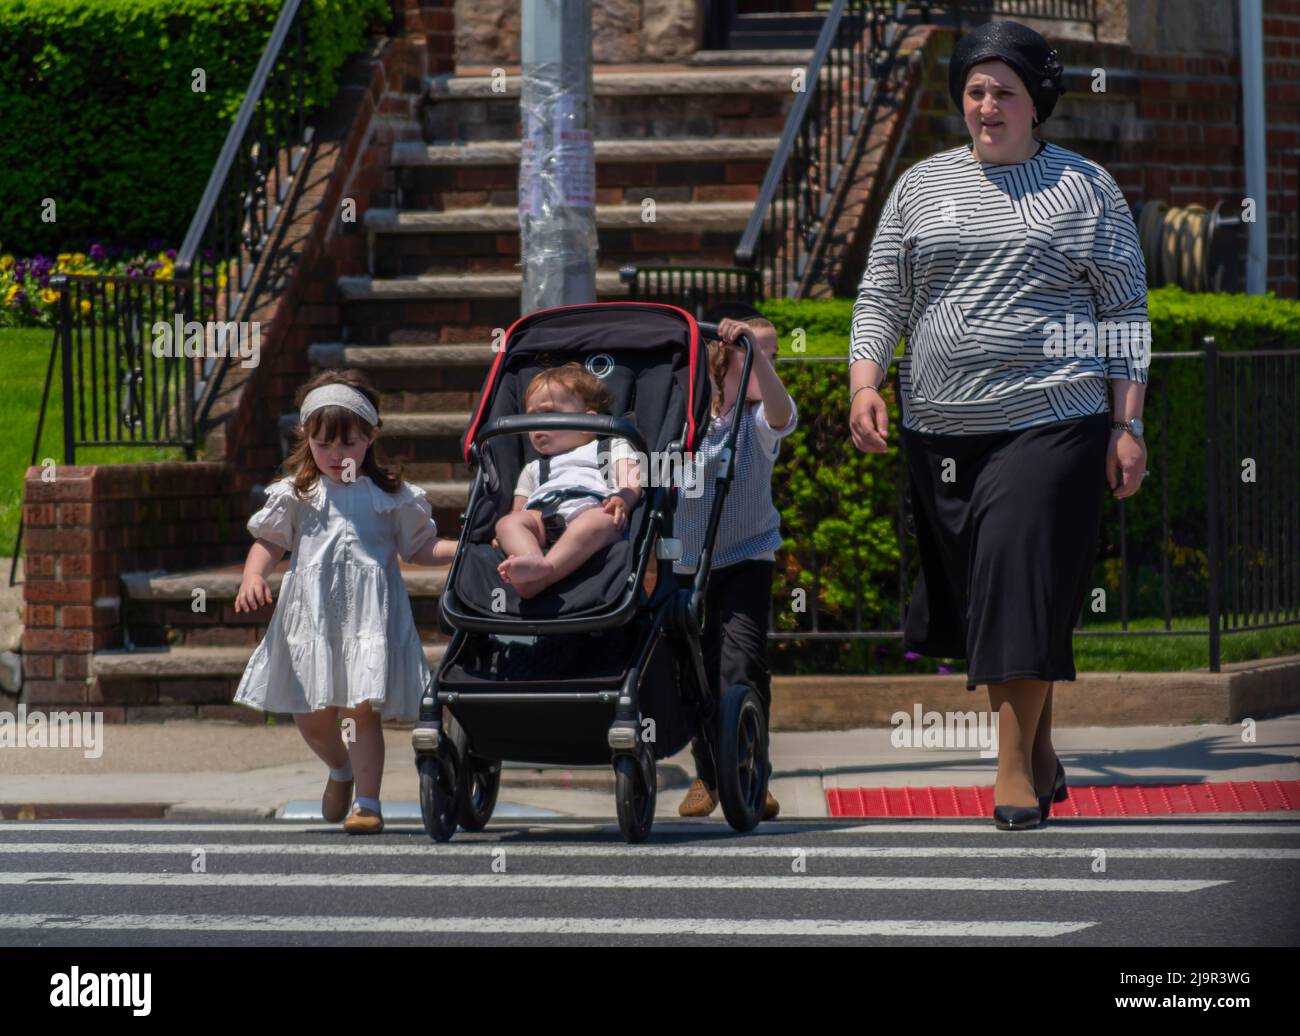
850,386 -> 890,453
235,574 -> 272,613
1107,429 -> 1147,499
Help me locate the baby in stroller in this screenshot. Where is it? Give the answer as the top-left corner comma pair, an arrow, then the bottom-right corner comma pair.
495,363 -> 643,599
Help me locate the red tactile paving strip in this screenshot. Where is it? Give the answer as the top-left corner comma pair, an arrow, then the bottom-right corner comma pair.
825,780 -> 1300,817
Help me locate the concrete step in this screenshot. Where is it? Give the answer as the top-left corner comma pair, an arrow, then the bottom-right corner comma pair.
338,270 -> 629,301
391,136 -> 780,167
308,342 -> 497,368
415,480 -> 471,508
689,49 -> 815,66
366,200 -> 758,235
422,68 -> 796,144
426,67 -> 810,101
278,410 -> 470,440
365,202 -> 755,276
122,564 -> 449,602
93,642 -> 448,679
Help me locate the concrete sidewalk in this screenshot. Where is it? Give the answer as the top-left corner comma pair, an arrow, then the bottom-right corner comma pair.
1,713 -> 1298,820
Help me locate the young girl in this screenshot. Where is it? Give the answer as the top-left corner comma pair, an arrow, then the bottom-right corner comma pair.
496,363 -> 642,599
233,369 -> 458,834
675,314 -> 796,820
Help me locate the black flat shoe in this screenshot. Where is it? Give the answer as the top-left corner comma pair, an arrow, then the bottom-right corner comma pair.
993,804 -> 1042,830
1038,759 -> 1068,819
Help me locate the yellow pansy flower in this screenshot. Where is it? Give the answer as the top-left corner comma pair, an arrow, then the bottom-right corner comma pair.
80,299 -> 92,315
0,255 -> 13,272
40,287 -> 59,305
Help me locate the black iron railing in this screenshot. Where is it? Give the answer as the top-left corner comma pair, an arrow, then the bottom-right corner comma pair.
727,0 -> 1097,307
178,0 -> 313,429
15,0 -> 317,579
764,340 -> 1300,673
734,0 -> 906,300
619,264 -> 763,319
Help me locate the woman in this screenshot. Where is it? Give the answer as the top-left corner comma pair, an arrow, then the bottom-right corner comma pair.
848,21 -> 1149,830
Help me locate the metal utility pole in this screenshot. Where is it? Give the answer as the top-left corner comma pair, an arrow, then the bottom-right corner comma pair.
1239,0 -> 1268,295
519,0 -> 597,312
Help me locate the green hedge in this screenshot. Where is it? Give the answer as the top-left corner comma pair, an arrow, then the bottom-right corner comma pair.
0,0 -> 390,254
757,287 -> 1300,673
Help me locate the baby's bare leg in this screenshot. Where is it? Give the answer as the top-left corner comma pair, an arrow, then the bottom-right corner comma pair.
506,507 -> 622,599
495,509 -> 545,558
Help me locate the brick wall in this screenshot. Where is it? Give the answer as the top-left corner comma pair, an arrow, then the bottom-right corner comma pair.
21,464 -> 245,718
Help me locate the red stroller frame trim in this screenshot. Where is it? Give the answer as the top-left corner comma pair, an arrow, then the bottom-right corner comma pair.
461,301 -> 702,465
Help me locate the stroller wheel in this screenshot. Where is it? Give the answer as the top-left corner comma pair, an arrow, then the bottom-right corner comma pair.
716,684 -> 769,833
457,758 -> 501,832
417,748 -> 460,843
613,749 -> 656,844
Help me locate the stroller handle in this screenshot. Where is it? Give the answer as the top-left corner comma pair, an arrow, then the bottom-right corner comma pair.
475,413 -> 649,457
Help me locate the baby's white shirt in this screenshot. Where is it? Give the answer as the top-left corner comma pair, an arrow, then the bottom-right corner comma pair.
514,436 -> 638,508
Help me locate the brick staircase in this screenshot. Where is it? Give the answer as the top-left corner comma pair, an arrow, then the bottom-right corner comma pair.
90,60 -> 802,718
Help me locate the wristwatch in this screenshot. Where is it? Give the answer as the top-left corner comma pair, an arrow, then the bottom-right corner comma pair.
1111,417 -> 1144,437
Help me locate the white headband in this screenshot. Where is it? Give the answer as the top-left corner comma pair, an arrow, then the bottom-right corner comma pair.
299,384 -> 379,428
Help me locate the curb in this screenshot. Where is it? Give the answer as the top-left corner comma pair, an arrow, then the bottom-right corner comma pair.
770,656 -> 1300,730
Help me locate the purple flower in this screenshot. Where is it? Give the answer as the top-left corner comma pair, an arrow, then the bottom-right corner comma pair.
903,650 -> 921,662
89,243 -> 106,262
146,237 -> 162,250
165,248 -> 177,260
12,269 -> 23,285
937,664 -> 954,674
14,289 -> 25,304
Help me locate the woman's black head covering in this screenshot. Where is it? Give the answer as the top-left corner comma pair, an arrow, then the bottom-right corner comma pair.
948,20 -> 1066,125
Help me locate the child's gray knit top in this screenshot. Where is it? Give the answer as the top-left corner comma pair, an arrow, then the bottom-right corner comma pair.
851,141 -> 1150,435
673,400 -> 797,573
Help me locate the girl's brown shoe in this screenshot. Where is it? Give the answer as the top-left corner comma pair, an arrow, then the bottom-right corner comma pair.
763,791 -> 780,820
343,805 -> 384,835
322,778 -> 353,823
677,779 -> 718,817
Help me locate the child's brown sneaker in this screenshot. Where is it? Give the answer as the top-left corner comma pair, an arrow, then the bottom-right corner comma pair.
322,777 -> 353,823
763,791 -> 780,820
343,805 -> 383,835
677,779 -> 718,817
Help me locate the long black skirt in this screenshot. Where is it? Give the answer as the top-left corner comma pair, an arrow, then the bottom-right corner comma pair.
900,411 -> 1111,691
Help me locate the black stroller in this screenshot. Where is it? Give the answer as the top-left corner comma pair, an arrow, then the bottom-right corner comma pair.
410,301 -> 770,842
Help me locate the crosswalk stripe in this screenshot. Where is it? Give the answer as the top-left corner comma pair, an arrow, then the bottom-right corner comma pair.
1,842 -> 1295,860
1,871 -> 1229,892
830,823 -> 1300,835
0,820 -> 1295,835
0,913 -> 1096,938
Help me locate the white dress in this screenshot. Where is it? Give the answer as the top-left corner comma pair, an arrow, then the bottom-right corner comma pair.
233,475 -> 438,720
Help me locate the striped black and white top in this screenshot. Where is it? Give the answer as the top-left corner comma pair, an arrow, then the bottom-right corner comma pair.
850,141 -> 1150,435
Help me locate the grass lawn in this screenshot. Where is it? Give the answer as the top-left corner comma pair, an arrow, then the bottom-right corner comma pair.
0,326 -> 185,559
1072,615 -> 1300,671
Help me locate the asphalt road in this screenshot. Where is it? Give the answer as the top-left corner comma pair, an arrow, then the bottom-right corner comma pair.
2,818 -> 1298,947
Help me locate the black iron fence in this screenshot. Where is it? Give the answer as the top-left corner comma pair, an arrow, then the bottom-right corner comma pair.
764,340 -> 1300,672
